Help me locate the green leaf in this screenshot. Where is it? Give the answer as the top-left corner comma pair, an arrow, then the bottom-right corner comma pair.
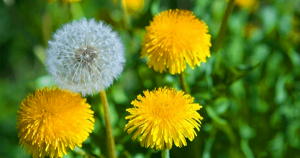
241,139 -> 255,158
260,6 -> 278,33
150,0 -> 160,16
112,86 -> 129,104
35,75 -> 55,89
239,123 -> 256,140
212,97 -> 229,115
228,62 -> 261,85
70,3 -> 85,20
206,106 -> 227,125
275,75 -> 288,104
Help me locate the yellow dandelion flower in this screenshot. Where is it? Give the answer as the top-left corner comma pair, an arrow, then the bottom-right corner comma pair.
122,0 -> 144,14
124,87 -> 203,150
141,9 -> 211,74
234,0 -> 256,8
17,88 -> 95,158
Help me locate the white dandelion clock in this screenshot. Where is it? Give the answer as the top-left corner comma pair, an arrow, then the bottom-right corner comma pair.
46,18 -> 125,96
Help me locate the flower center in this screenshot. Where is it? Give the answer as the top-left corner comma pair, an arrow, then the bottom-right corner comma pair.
75,46 -> 97,67
150,101 -> 174,119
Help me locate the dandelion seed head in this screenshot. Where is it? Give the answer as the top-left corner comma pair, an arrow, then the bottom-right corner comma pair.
46,18 -> 125,96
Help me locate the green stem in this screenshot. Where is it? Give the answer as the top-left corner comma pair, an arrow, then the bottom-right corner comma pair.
161,149 -> 170,158
74,147 -> 97,158
123,11 -> 131,30
67,3 -> 72,20
100,90 -> 116,158
212,0 -> 235,53
179,73 -> 190,94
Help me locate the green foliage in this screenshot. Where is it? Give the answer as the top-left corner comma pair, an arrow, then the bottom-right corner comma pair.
1,0 -> 300,157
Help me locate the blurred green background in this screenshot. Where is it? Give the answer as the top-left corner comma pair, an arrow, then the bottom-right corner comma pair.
1,0 -> 300,157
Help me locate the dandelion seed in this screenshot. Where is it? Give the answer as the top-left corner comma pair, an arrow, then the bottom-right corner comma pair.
141,9 -> 211,74
46,18 -> 125,96
17,87 -> 95,158
124,87 -> 203,150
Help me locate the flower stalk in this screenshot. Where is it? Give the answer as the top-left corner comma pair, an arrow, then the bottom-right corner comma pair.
179,73 -> 190,94
100,90 -> 116,158
212,0 -> 235,53
161,149 -> 170,158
